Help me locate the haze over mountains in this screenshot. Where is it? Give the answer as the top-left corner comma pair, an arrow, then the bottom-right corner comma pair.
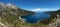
26,8 -> 60,13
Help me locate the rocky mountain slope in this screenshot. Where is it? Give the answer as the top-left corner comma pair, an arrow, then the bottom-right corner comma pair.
41,10 -> 60,27
0,2 -> 35,27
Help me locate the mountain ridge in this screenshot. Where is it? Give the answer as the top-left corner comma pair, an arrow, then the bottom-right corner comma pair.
0,2 -> 35,27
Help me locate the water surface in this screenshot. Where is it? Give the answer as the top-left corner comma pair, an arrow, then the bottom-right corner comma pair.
21,13 -> 50,23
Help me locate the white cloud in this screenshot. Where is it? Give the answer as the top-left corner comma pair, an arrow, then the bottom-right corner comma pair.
27,8 -> 59,12
7,3 -> 14,5
31,8 -> 41,11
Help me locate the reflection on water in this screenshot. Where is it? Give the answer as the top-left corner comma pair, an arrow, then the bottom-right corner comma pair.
21,13 -> 51,23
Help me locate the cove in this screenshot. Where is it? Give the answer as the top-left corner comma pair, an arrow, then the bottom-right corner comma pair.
21,13 -> 51,23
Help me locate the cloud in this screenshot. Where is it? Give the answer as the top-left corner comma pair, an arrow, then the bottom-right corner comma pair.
27,8 -> 59,12
31,8 -> 41,11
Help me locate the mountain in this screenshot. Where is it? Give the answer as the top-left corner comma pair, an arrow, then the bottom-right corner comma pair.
40,9 -> 60,25
0,2 -> 35,27
45,9 -> 60,19
0,2 -> 60,27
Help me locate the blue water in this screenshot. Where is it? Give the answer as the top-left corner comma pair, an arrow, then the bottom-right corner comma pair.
21,13 -> 50,23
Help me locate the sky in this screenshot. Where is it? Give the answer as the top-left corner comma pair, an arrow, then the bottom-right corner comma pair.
0,0 -> 60,12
